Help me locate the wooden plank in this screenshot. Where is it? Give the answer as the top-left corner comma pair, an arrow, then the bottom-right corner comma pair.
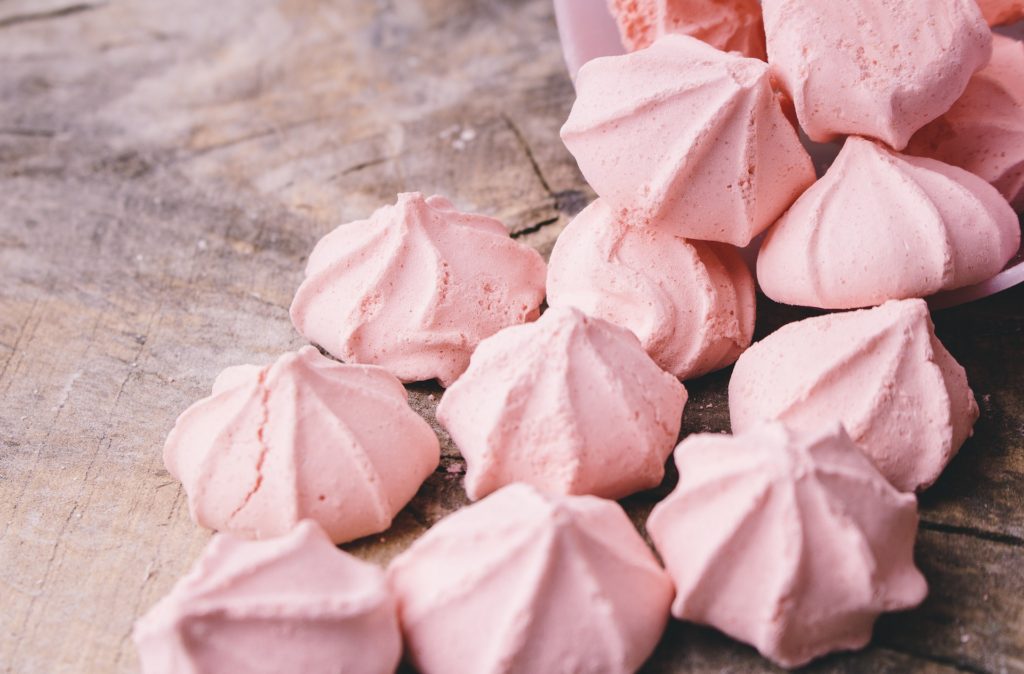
0,1 -> 1022,673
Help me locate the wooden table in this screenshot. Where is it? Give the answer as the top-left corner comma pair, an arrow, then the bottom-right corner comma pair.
1,1 -> 1021,672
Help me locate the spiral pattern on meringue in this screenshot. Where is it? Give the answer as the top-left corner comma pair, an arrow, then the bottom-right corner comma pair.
388,484 -> 674,674
763,0 -> 992,150
134,520 -> 402,674
560,34 -> 815,247
729,299 -> 979,492
647,422 -> 928,668
290,192 -> 547,386
436,306 -> 687,501
908,34 -> 1024,210
547,199 -> 755,381
164,346 -> 440,543
757,137 -> 1021,310
608,0 -> 767,60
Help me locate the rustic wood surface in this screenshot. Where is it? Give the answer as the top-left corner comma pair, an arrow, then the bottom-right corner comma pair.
0,1 -> 1021,672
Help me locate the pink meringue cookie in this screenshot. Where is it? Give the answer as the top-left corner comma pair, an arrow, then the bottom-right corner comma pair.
290,192 -> 547,386
977,0 -> 1024,25
729,299 -> 980,492
763,0 -> 992,150
388,484 -> 674,674
757,136 -> 1021,310
560,34 -> 815,247
164,346 -> 439,543
134,520 -> 401,674
436,306 -> 687,500
546,199 -> 755,380
607,0 -> 767,60
907,34 -> 1024,210
647,422 -> 928,669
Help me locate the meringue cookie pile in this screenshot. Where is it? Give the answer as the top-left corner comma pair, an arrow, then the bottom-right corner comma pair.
135,1 -> 1023,672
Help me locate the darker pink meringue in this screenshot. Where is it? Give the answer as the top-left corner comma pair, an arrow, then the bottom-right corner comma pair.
290,192 -> 547,386
976,0 -> 1024,25
164,346 -> 439,543
763,0 -> 992,149
436,306 -> 687,501
561,34 -> 814,247
608,0 -> 766,60
757,137 -> 1021,310
388,484 -> 674,674
648,422 -> 928,668
908,34 -> 1024,210
546,199 -> 755,380
134,520 -> 401,674
729,300 -> 979,492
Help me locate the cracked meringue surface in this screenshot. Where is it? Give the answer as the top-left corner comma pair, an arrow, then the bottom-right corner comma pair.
388,484 -> 674,674
757,137 -> 1021,310
290,192 -> 547,386
134,520 -> 401,674
763,0 -> 992,150
908,34 -> 1024,210
729,299 -> 979,492
607,0 -> 767,60
561,34 -> 815,247
437,306 -> 687,501
648,422 -> 928,668
547,198 -> 755,380
163,346 -> 439,543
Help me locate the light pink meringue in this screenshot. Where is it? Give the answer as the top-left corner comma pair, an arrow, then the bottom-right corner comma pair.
560,34 -> 815,247
164,346 -> 439,543
388,484 -> 674,674
437,306 -> 686,500
763,0 -> 992,150
134,520 -> 401,674
546,199 -> 755,380
977,0 -> 1024,25
607,0 -> 767,60
908,34 -> 1024,210
757,137 -> 1021,310
290,192 -> 547,386
729,299 -> 979,492
648,422 -> 928,668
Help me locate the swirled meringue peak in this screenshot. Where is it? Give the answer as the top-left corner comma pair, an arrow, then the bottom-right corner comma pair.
729,299 -> 979,492
763,0 -> 992,150
290,192 -> 547,386
436,306 -> 687,500
388,484 -> 674,674
977,0 -> 1024,25
546,199 -> 755,380
164,346 -> 439,543
560,34 -> 815,247
608,0 -> 767,60
757,137 -> 1021,310
647,422 -> 927,668
908,34 -> 1024,210
134,520 -> 401,674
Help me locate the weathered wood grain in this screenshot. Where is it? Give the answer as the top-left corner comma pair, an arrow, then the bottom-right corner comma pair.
0,1 -> 1021,673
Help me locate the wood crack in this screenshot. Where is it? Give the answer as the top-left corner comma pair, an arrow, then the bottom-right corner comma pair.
919,519 -> 1024,548
880,644 -> 991,674
0,3 -> 100,30
501,113 -> 555,199
510,215 -> 559,240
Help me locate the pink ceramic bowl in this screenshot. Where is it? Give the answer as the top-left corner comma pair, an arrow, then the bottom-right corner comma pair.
553,0 -> 1024,309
